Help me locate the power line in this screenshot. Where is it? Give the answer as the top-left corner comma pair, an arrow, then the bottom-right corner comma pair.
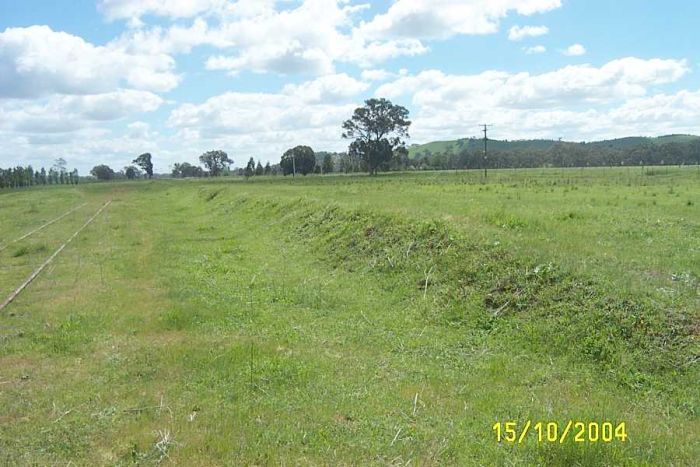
480,124 -> 493,178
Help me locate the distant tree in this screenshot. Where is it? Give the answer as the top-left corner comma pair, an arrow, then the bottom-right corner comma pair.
124,165 -> 140,180
392,146 -> 410,171
25,166 -> 34,186
255,160 -> 264,176
53,158 -> 67,173
172,162 -> 205,178
264,161 -> 272,175
342,98 -> 411,175
281,145 -> 315,176
91,165 -> 115,181
245,157 -> 255,178
47,168 -> 56,184
199,150 -> 232,176
133,153 -> 154,178
339,152 -> 358,173
322,153 -> 334,174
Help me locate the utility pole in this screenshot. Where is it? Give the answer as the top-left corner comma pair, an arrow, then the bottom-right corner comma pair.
481,124 -> 492,178
292,153 -> 296,178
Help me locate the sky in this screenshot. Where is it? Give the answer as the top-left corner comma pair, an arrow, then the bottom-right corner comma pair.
1,0 -> 699,174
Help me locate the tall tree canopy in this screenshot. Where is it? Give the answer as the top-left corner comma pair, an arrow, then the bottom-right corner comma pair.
281,145 -> 315,176
133,153 -> 154,178
91,165 -> 115,181
124,165 -> 140,180
172,162 -> 205,178
342,98 -> 411,175
245,157 -> 255,178
199,150 -> 233,176
53,158 -> 67,173
322,153 -> 334,174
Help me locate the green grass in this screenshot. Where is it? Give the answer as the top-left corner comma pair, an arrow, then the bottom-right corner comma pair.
0,168 -> 697,465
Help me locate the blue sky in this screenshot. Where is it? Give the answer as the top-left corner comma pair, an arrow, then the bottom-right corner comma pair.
1,0 -> 699,173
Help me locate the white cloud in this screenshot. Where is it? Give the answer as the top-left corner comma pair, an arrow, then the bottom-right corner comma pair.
200,1 -> 426,75
0,25 -> 180,98
109,18 -> 213,55
375,58 -> 691,142
0,90 -> 163,133
523,45 -> 546,54
207,46 -> 335,76
197,1 -> 365,75
168,91 -> 353,139
361,69 -> 395,81
508,25 -> 549,41
99,0 -> 227,21
0,24 -> 173,162
282,74 -> 369,104
345,37 -> 428,67
64,90 -> 163,120
166,74 -> 369,161
126,121 -> 153,139
563,43 -> 586,56
380,58 -> 688,106
106,0 -> 557,76
359,0 -> 561,40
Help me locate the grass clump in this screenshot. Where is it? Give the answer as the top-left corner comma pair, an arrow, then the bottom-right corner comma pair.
11,243 -> 48,257
11,245 -> 30,257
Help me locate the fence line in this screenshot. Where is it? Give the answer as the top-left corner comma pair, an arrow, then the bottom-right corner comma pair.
0,200 -> 111,312
0,202 -> 88,252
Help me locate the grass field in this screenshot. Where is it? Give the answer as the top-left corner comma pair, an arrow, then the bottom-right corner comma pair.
0,167 -> 698,465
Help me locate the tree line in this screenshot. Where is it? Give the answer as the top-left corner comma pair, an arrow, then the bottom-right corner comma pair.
90,153 -> 154,181
170,148 -> 336,178
408,139 -> 700,171
171,150 -> 238,178
0,158 -> 79,189
171,149 -> 340,178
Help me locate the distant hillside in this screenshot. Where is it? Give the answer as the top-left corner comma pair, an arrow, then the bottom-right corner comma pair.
586,134 -> 700,149
408,134 -> 700,158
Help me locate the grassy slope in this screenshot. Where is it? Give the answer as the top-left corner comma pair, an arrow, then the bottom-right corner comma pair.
215,168 -> 699,296
0,170 -> 698,465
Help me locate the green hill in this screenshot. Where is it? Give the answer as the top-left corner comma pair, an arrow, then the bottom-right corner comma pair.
408,134 -> 700,158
